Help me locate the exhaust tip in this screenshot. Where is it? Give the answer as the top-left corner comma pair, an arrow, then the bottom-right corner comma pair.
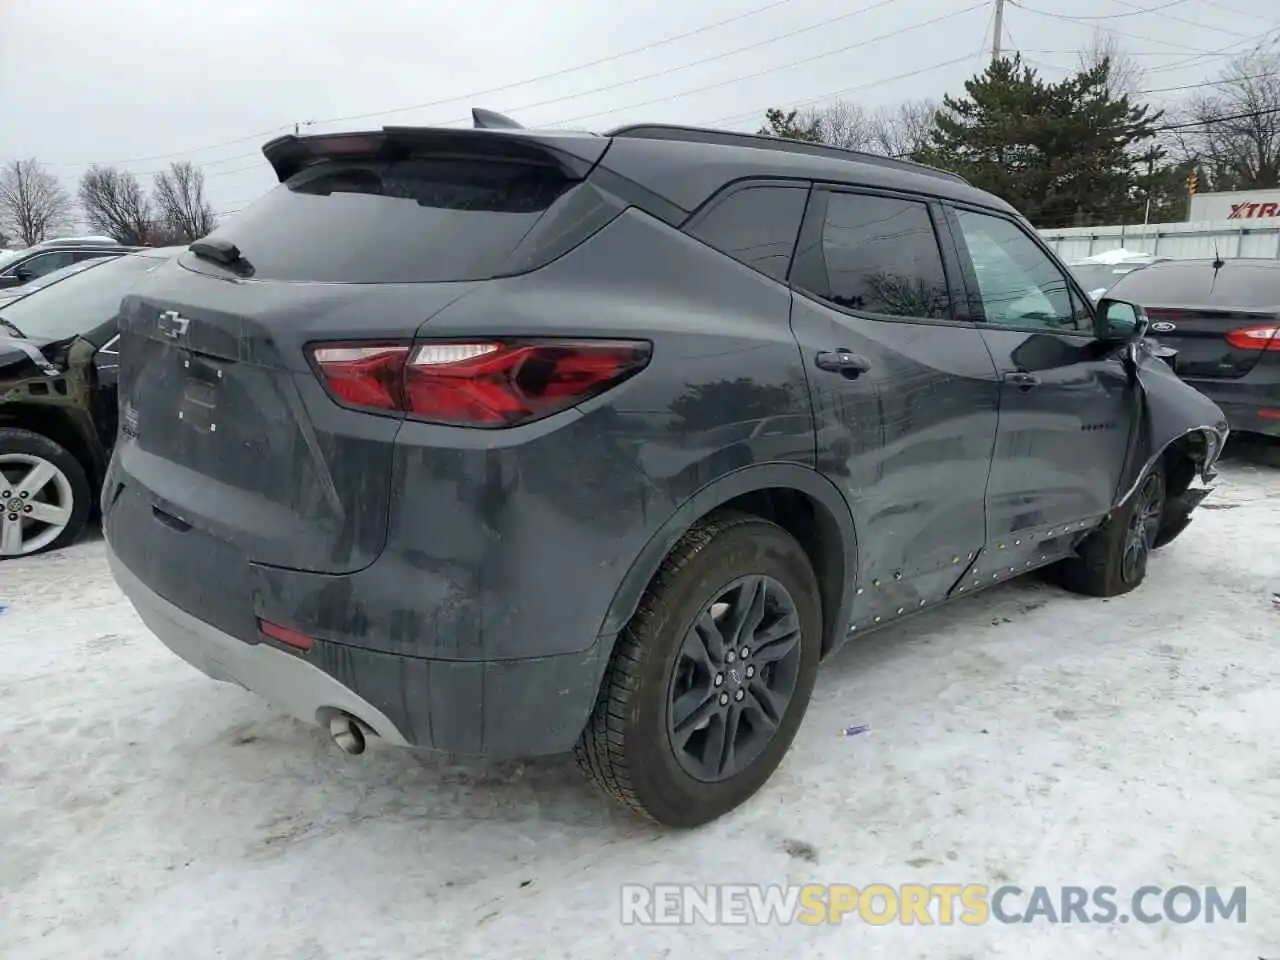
328,713 -> 369,755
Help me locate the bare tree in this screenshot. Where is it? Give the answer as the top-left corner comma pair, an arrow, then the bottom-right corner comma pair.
0,159 -> 74,246
802,101 -> 878,151
871,99 -> 939,159
78,166 -> 153,244
1078,31 -> 1145,99
152,161 -> 217,241
1179,51 -> 1280,191
794,98 -> 938,159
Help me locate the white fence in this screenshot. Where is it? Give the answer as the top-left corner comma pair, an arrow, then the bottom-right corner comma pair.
1037,219 -> 1280,262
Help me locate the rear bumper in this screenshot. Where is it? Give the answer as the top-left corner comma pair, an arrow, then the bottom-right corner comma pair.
108,541 -> 612,757
1185,363 -> 1280,438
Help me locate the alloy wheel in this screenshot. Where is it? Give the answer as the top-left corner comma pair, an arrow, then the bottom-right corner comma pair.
666,574 -> 803,783
1121,472 -> 1163,585
0,453 -> 76,557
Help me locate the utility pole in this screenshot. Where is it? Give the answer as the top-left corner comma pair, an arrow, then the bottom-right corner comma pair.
991,0 -> 1005,62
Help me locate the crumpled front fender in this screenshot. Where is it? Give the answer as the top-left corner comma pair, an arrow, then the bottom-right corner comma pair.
1113,342 -> 1229,511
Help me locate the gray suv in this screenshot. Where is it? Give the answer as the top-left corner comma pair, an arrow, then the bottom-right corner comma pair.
103,112 -> 1228,827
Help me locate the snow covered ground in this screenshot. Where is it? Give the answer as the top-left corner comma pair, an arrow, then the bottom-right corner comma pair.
2,457 -> 1279,960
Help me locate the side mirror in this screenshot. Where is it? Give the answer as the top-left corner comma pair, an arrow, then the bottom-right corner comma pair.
1095,298 -> 1148,342
14,267 -> 33,283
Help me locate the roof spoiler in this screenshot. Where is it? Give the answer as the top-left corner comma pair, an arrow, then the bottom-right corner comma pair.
261,119 -> 606,183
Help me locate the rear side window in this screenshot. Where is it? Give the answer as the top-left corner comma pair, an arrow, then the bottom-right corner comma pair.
1108,262 -> 1280,309
813,192 -> 951,319
191,158 -> 575,283
688,185 -> 808,281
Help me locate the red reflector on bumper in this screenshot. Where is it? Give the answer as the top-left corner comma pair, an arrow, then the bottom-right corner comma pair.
258,619 -> 314,651
1258,409 -> 1280,420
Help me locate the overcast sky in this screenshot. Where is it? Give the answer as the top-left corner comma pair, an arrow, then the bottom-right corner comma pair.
1,0 -> 1276,222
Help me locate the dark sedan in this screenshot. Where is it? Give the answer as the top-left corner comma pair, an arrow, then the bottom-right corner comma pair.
1107,259 -> 1280,441
0,247 -> 180,558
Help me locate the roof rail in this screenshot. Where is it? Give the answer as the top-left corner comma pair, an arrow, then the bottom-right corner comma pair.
604,123 -> 968,186
40,235 -> 121,247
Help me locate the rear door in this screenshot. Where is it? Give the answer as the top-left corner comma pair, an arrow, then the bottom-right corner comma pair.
1106,260 -> 1280,380
107,136 -> 608,583
788,186 -> 1000,624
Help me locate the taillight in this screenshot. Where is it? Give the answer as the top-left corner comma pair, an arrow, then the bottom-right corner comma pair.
1224,325 -> 1280,351
310,344 -> 410,410
311,339 -> 651,427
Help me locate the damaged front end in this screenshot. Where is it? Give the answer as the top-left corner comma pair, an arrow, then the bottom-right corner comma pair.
1116,339 -> 1229,548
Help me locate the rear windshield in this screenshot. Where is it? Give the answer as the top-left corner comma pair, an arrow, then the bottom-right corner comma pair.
190,158 -> 575,283
1108,261 -> 1280,310
0,254 -> 168,341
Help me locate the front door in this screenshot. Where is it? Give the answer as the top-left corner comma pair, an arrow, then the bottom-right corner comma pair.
788,187 -> 1000,627
944,205 -> 1136,542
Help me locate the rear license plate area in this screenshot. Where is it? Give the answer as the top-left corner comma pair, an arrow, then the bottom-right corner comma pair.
178,355 -> 223,434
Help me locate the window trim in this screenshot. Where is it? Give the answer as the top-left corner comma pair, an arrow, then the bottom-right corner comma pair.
943,201 -> 1098,338
790,184 -> 974,329
680,177 -> 815,283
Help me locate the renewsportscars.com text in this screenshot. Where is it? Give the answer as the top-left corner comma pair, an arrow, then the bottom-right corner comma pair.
620,883 -> 1247,926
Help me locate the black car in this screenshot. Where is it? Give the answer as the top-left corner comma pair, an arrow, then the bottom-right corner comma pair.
0,237 -> 139,291
0,248 -> 178,558
103,114 -> 1227,827
1106,259 -> 1280,442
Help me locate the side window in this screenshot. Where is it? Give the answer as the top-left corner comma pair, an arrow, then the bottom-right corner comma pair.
817,192 -> 951,319
953,210 -> 1084,332
15,251 -> 74,279
688,185 -> 808,281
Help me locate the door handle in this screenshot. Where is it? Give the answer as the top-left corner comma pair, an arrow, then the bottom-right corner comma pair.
1004,371 -> 1040,390
815,349 -> 872,379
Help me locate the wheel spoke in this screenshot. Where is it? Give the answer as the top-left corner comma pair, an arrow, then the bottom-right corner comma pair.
721,576 -> 764,648
752,628 -> 801,665
25,500 -> 71,526
0,515 -> 23,556
744,680 -> 784,731
690,613 -> 726,668
753,611 -> 798,645
714,704 -> 741,778
16,460 -> 56,497
670,687 -> 718,745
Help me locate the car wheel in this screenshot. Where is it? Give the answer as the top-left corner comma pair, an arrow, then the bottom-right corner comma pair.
575,511 -> 822,828
0,427 -> 91,560
1054,465 -> 1165,597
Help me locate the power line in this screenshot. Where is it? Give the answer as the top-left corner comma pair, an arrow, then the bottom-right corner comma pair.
1009,2 -> 1227,54
311,0 -> 910,130
52,0 -> 801,168
1193,0 -> 1277,24
1103,0 -> 1254,38
1145,28 -> 1280,74
320,0 -> 910,134
1156,105 -> 1280,131
1055,0 -> 1194,19
708,53 -> 976,127
546,2 -> 990,127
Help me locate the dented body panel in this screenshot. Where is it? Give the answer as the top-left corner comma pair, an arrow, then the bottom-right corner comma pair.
102,124 -> 1231,760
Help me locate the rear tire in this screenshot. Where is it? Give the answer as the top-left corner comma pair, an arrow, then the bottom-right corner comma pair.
0,428 -> 91,560
1053,464 -> 1165,597
575,511 -> 822,828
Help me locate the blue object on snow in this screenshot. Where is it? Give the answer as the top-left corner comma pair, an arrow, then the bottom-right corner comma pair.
840,724 -> 869,738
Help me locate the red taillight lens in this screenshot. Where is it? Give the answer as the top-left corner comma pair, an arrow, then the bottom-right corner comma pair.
1224,325 -> 1280,351
311,344 -> 410,409
311,339 -> 651,427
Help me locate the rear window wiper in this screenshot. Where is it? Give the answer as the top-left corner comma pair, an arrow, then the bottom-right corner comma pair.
0,316 -> 23,338
189,237 -> 254,276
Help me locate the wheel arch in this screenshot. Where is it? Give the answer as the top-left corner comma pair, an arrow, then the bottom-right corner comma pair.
598,463 -> 859,660
0,403 -> 104,490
